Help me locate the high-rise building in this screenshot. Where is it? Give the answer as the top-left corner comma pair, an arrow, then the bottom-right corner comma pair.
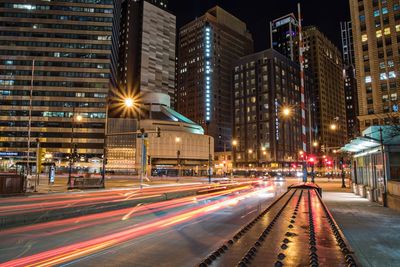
341,21 -> 359,140
270,13 -> 298,61
106,0 -> 177,172
176,6 -> 253,152
301,26 -> 347,150
349,0 -> 400,130
233,49 -> 314,168
0,0 -> 114,161
110,0 -> 176,115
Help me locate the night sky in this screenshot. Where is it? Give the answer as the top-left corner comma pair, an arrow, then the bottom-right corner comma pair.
168,0 -> 350,52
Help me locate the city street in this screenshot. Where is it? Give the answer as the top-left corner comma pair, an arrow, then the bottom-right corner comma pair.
0,181 -> 286,267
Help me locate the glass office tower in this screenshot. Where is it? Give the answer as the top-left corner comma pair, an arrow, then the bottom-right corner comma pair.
0,0 -> 114,162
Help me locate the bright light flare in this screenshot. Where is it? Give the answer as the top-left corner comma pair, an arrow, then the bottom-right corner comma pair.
124,98 -> 134,108
282,107 -> 292,117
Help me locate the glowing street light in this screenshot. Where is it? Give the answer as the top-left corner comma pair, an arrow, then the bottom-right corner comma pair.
76,114 -> 83,122
248,149 -> 253,154
282,106 -> 292,117
232,139 -> 238,146
124,97 -> 134,108
313,141 -> 319,147
330,123 -> 337,131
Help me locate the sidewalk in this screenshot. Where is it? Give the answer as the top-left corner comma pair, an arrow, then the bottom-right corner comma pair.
317,180 -> 400,267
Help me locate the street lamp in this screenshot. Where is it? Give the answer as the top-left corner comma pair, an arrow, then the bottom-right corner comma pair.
282,106 -> 292,117
175,137 -> 181,177
124,97 -> 134,108
232,139 -> 238,173
68,109 -> 83,188
313,141 -> 319,147
123,98 -> 145,189
232,139 -> 238,147
330,123 -> 337,131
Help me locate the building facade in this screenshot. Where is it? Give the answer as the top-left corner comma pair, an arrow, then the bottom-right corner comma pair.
302,26 -> 347,151
233,49 -> 314,168
349,0 -> 400,131
0,0 -> 113,162
107,93 -> 214,177
270,13 -> 298,61
176,6 -> 253,152
341,21 -> 360,140
111,0 -> 175,114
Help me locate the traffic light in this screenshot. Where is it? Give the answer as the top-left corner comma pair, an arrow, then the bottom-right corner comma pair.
156,127 -> 161,137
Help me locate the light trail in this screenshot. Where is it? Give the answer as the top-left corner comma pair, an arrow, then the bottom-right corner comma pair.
0,185 -> 252,239
0,185 -> 271,267
0,183 -> 246,216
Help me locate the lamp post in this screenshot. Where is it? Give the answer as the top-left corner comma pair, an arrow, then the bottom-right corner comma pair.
329,117 -> 345,186
232,139 -> 238,169
282,105 -> 310,183
208,136 -> 211,184
175,137 -> 181,178
68,107 -> 82,188
123,97 -> 144,189
101,98 -> 109,189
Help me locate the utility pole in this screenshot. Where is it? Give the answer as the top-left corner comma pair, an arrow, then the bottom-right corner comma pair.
298,3 -> 307,183
27,59 -> 35,181
35,138 -> 40,192
208,136 -> 211,184
380,127 -> 387,207
68,106 -> 75,188
101,99 -> 110,188
340,155 -> 346,188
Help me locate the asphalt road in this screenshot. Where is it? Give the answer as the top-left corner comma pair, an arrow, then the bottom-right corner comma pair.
0,181 -> 287,267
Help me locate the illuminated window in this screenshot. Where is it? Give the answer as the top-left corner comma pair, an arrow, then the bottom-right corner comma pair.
384,28 -> 391,35
13,4 -> 35,10
380,73 -> 388,80
382,7 -> 388,14
396,24 -> 400,32
376,30 -> 382,38
389,71 -> 396,78
374,10 -> 380,17
362,34 -> 368,42
365,76 -> 372,83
